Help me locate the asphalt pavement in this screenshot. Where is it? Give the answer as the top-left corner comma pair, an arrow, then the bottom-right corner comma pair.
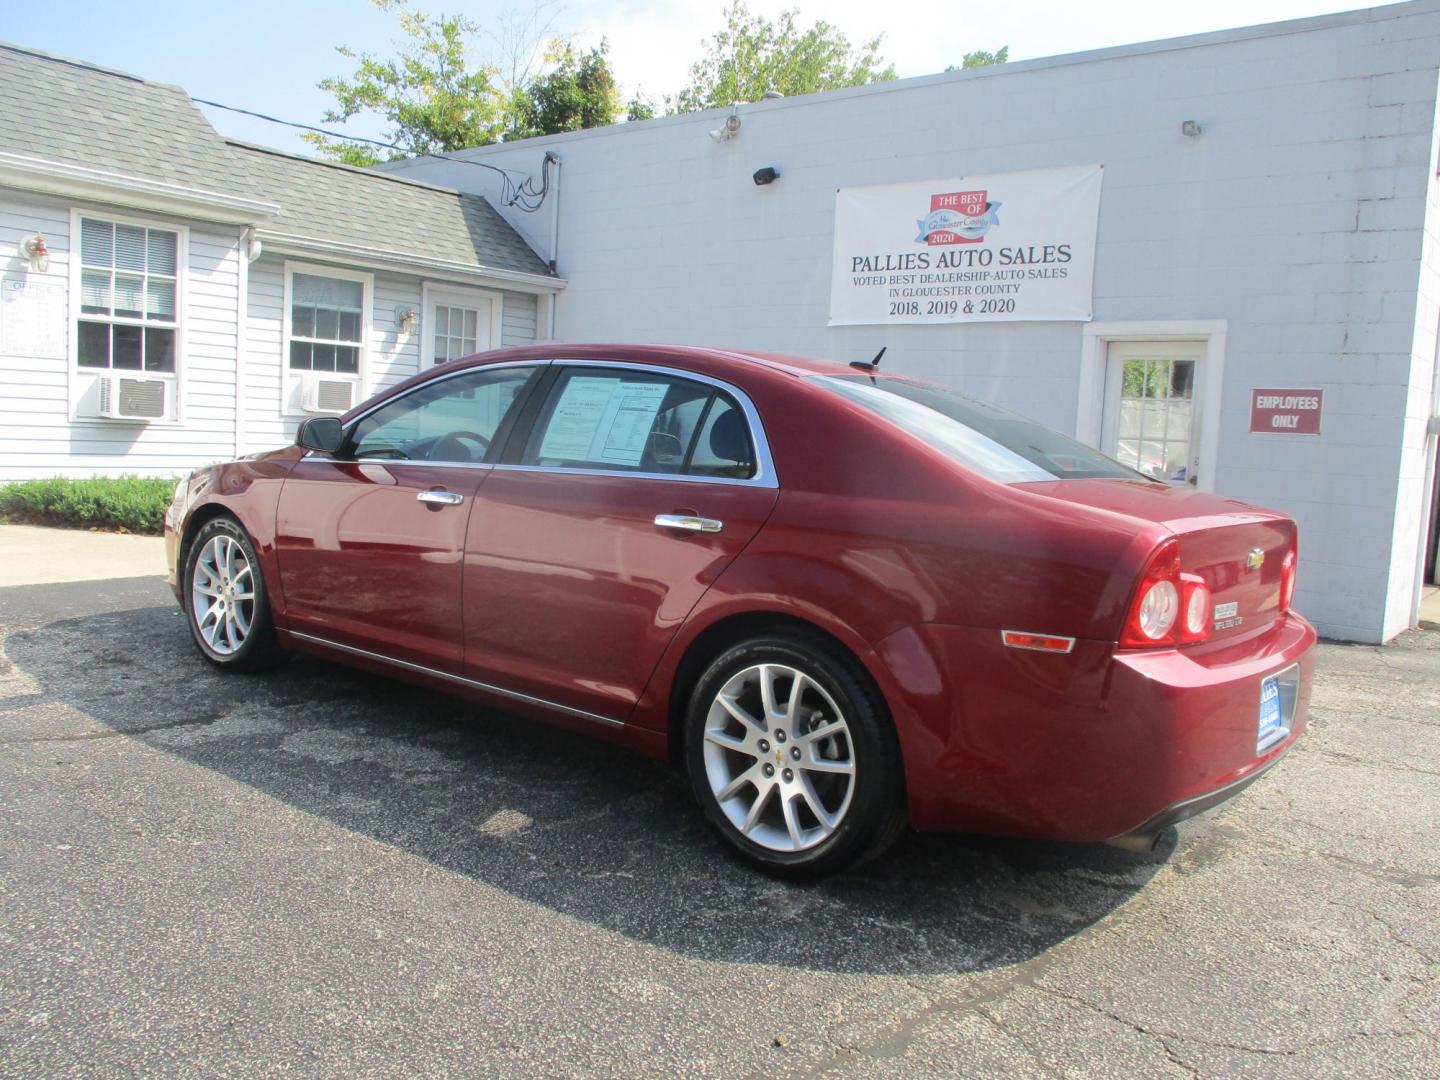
0,574 -> 1436,1078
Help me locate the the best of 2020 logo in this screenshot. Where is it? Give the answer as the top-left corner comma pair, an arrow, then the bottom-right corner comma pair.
915,190 -> 1002,245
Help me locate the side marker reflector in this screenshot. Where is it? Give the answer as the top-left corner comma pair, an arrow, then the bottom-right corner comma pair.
1001,630 -> 1077,654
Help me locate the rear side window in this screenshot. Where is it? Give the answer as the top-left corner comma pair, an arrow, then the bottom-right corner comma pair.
814,374 -> 1143,484
522,367 -> 756,479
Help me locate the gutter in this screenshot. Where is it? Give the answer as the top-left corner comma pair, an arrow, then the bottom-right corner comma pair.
0,151 -> 280,225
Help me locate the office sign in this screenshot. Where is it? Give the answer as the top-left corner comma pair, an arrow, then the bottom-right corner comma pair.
829,164 -> 1103,326
1250,389 -> 1324,435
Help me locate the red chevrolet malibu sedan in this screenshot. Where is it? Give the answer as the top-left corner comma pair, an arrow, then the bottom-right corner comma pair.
165,344 -> 1314,878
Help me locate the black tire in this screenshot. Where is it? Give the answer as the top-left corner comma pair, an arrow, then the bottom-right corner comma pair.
684,631 -> 907,880
182,516 -> 286,672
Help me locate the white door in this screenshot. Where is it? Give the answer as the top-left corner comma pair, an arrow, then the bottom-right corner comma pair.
1101,340 -> 1205,485
422,287 -> 501,367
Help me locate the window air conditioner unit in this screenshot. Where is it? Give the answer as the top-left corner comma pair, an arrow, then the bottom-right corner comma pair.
300,375 -> 356,414
97,375 -> 168,421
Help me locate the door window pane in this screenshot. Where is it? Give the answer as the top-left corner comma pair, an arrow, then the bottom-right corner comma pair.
350,367 -> 537,463
431,304 -> 483,366
524,368 -> 737,476
1114,357 -> 1196,483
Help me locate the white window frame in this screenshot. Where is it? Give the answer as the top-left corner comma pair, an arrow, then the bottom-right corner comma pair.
1078,320 -> 1227,493
282,260 -> 372,417
420,282 -> 503,368
67,208 -> 188,425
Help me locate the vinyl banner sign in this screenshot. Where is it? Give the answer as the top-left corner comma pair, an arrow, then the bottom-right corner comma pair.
829,164 -> 1103,326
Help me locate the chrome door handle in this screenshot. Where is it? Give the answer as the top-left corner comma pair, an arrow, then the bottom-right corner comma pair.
417,490 -> 465,506
654,513 -> 723,533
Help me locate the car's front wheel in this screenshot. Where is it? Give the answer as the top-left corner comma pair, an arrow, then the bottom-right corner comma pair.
684,631 -> 906,879
183,516 -> 284,672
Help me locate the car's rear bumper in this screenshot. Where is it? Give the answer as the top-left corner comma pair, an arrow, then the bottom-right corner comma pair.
867,612 -> 1316,840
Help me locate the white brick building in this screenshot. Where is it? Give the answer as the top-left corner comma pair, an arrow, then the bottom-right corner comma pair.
380,1 -> 1440,644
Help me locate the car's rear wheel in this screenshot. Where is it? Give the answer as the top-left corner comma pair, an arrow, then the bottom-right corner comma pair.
684,631 -> 906,879
184,516 -> 284,672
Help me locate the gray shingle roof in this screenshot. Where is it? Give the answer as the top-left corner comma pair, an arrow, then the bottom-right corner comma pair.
0,41 -> 551,279
227,141 -> 549,275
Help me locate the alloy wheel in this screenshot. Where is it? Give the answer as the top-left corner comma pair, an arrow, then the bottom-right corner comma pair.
701,663 -> 857,852
190,534 -> 255,655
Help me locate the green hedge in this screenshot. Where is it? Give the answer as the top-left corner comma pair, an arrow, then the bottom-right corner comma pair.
0,476 -> 178,535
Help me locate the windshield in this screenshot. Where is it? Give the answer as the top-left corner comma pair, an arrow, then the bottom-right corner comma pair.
814,374 -> 1146,484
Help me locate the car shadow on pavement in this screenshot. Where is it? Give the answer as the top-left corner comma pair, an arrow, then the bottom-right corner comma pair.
4,601 -> 1172,977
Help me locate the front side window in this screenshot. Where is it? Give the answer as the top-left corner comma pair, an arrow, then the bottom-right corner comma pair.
289,272 -> 363,374
522,367 -> 756,478
77,217 -> 178,373
349,366 -> 536,463
815,374 -> 1143,484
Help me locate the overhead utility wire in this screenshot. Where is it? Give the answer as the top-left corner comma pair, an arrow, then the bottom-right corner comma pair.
191,97 -> 550,212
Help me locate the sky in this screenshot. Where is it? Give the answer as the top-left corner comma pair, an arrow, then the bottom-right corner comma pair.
1,0 -> 1373,156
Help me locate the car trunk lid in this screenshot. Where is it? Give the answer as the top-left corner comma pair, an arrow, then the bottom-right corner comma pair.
1017,479 -> 1296,641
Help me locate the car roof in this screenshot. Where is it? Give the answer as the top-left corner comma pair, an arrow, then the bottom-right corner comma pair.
461,342 -> 861,379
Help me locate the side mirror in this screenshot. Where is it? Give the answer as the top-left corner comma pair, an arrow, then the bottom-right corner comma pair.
296,416 -> 343,454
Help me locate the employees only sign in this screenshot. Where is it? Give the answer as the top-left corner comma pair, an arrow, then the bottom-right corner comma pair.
1250,389 -> 1324,435
829,164 -> 1104,326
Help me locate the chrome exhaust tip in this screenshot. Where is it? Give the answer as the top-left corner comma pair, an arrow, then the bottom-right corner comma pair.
1105,831 -> 1163,854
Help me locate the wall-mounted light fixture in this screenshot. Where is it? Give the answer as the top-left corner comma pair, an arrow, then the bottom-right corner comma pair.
709,109 -> 742,143
20,233 -> 49,273
1181,119 -> 1202,137
243,227 -> 263,263
752,166 -> 780,186
395,305 -> 418,333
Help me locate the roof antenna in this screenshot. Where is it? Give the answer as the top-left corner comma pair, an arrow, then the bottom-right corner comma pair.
849,346 -> 885,372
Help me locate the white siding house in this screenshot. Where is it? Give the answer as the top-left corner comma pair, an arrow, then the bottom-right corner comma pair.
0,42 -> 562,480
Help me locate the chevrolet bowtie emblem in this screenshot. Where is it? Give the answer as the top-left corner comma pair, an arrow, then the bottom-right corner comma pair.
1246,548 -> 1265,571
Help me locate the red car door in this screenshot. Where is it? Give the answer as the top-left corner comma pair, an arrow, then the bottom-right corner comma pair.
462,363 -> 779,722
274,364 -> 542,670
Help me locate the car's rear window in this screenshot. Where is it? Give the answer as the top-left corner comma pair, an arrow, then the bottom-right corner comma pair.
813,374 -> 1144,483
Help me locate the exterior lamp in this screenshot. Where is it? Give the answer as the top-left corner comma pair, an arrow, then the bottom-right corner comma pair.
395,305 -> 419,333
20,233 -> 50,273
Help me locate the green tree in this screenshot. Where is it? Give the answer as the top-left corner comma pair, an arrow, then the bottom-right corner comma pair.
948,45 -> 1009,72
511,39 -> 621,139
626,93 -> 657,123
304,0 -> 509,165
672,2 -> 895,114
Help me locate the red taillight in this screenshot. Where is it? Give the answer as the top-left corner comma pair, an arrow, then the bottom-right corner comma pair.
1179,572 -> 1211,643
1279,549 -> 1297,613
1121,540 -> 1212,648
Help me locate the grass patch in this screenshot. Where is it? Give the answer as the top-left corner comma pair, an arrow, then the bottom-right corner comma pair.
0,476 -> 178,535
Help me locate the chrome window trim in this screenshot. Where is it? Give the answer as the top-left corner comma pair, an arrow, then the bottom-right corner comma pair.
300,457 -> 494,472
302,355 -> 779,488
288,630 -> 625,729
490,463 -> 765,487
516,358 -> 778,489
